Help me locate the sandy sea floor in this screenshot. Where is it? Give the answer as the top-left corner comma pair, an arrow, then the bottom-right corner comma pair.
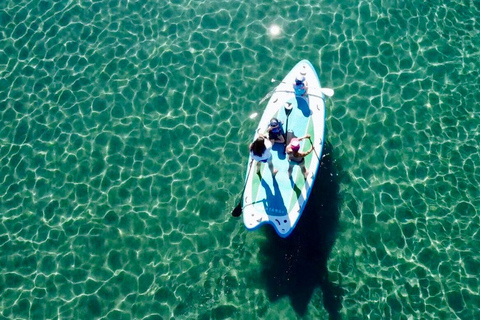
1,0 -> 480,319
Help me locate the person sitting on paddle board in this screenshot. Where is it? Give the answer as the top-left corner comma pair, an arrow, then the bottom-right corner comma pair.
293,75 -> 308,96
286,135 -> 313,179
250,135 -> 278,177
267,118 -> 285,145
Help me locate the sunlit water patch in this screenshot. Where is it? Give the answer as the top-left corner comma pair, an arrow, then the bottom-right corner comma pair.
268,24 -> 282,37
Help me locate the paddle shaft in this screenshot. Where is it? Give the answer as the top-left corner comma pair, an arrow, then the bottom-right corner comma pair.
274,90 -> 328,100
259,86 -> 277,105
232,160 -> 253,217
308,137 -> 321,162
271,79 -> 334,97
284,107 -> 293,145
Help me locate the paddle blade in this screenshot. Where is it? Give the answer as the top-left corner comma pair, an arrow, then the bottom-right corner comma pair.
231,202 -> 242,217
321,88 -> 334,97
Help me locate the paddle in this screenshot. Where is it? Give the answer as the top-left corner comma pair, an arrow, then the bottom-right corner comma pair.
271,78 -> 335,97
283,102 -> 293,150
258,85 -> 278,105
231,160 -> 253,217
308,137 -> 321,162
258,78 -> 291,105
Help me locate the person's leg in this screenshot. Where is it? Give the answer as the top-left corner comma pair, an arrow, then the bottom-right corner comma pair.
288,163 -> 294,179
268,158 -> 277,176
301,163 -> 308,179
256,161 -> 262,174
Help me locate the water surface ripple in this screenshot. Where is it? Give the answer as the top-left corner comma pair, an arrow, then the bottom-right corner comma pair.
1,0 -> 479,319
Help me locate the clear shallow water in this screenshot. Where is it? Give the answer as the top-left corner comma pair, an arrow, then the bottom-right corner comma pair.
1,0 -> 479,319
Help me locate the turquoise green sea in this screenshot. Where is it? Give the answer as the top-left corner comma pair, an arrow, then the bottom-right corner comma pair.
1,0 -> 480,319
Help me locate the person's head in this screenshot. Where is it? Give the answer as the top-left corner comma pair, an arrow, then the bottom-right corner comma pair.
295,75 -> 305,85
250,136 -> 266,156
289,138 -> 300,152
269,118 -> 279,127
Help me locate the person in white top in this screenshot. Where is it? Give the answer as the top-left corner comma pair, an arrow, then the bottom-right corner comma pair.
249,135 -> 278,177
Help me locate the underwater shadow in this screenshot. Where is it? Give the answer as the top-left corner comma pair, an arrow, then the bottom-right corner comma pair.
258,141 -> 344,319
260,175 -> 288,217
296,96 -> 311,117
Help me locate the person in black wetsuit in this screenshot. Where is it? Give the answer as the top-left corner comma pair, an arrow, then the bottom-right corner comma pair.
267,118 -> 285,145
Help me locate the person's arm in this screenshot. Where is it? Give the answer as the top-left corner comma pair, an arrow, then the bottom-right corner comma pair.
298,134 -> 311,141
299,146 -> 313,157
267,125 -> 279,133
256,127 -> 269,138
275,135 -> 285,143
256,131 -> 268,139
264,138 -> 273,150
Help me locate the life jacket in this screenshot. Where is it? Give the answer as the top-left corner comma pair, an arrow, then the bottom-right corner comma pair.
294,82 -> 306,95
294,76 -> 306,95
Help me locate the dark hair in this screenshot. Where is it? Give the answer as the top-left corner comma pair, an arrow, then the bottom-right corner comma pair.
250,137 -> 266,156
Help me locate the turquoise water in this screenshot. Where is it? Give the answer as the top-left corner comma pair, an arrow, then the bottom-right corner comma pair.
1,0 -> 479,318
